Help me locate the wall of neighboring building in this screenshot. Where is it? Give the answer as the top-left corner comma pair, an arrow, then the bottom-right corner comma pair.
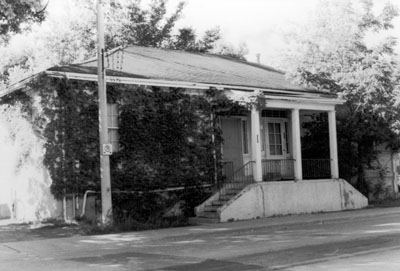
364,144 -> 399,200
0,101 -> 59,222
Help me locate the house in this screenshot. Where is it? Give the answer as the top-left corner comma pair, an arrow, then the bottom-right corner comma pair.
0,45 -> 368,223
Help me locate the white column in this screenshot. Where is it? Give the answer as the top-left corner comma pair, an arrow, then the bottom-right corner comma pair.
328,110 -> 339,179
291,109 -> 303,181
251,106 -> 263,182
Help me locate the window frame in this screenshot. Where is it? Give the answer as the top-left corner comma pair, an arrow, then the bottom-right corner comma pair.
107,103 -> 119,152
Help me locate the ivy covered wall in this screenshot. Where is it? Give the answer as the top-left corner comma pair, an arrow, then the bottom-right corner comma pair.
1,75 -> 245,220
27,76 -> 101,199
110,86 -> 217,192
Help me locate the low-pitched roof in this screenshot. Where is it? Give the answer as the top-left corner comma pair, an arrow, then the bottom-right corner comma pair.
48,45 -> 319,94
3,45 -> 339,102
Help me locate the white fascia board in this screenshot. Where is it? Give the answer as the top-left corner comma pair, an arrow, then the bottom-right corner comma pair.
226,90 -> 344,108
264,99 -> 339,111
45,71 -> 344,107
45,71 -> 331,96
46,71 -> 223,90
0,73 -> 42,98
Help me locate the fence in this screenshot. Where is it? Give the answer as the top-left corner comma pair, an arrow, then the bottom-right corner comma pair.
302,159 -> 331,179
262,159 -> 295,181
262,158 -> 331,181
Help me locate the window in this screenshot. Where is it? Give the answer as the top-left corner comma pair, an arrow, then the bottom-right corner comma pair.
107,103 -> 119,152
242,120 -> 249,154
268,123 -> 283,155
262,110 -> 288,118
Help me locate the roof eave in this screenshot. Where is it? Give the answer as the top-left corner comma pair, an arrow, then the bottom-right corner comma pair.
45,70 -> 340,101
0,70 -> 344,106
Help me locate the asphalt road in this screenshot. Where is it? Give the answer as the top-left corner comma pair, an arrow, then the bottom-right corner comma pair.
2,209 -> 400,270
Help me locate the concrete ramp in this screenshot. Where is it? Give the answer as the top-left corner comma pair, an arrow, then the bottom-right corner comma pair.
219,179 -> 368,222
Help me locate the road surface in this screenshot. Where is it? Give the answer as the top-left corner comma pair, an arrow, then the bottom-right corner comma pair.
1,208 -> 400,270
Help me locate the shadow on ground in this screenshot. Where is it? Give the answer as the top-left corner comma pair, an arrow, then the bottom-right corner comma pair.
0,222 -> 84,243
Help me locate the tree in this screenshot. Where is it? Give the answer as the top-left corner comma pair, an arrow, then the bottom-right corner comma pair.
281,0 -> 400,195
214,42 -> 249,61
0,0 -> 46,41
168,27 -> 221,52
0,0 -> 238,87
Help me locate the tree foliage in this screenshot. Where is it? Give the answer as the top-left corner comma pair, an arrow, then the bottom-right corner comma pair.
284,0 -> 400,195
0,0 -> 247,88
0,0 -> 46,40
6,76 -> 243,221
167,27 -> 221,52
29,77 -> 100,198
111,86 -> 216,192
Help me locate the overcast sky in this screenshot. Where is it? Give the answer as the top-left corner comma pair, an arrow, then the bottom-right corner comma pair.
47,0 -> 400,66
169,0 -> 400,65
171,0 -> 319,64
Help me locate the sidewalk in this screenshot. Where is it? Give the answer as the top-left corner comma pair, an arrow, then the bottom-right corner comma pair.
138,206 -> 400,241
1,206 -> 400,243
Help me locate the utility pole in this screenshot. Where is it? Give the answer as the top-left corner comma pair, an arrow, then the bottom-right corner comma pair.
97,0 -> 113,225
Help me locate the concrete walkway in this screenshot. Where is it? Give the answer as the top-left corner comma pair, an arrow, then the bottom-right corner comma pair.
1,206 -> 400,242
121,206 -> 400,242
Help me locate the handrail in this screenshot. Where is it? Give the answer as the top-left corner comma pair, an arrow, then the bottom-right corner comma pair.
218,161 -> 255,195
229,161 -> 255,182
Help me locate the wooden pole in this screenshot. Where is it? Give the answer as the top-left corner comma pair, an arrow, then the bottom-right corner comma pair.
97,0 -> 113,225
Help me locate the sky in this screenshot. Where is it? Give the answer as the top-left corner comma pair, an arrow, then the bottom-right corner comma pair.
170,0 -> 319,64
44,0 -> 400,66
163,0 -> 400,65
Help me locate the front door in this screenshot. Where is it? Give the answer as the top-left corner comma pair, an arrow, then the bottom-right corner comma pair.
266,120 -> 289,159
264,119 -> 292,179
221,118 -> 244,174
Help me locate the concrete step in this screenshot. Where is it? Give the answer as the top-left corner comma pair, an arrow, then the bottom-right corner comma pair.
197,211 -> 218,219
224,190 -> 240,196
219,195 -> 235,201
211,201 -> 225,207
189,216 -> 219,224
204,205 -> 219,212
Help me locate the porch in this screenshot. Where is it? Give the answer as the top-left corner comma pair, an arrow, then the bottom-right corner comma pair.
194,99 -> 369,223
219,103 -> 340,184
223,158 -> 331,182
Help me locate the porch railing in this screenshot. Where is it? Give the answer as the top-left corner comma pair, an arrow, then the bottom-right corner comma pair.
262,159 -> 295,181
262,158 -> 331,181
222,161 -> 234,179
302,159 -> 331,179
220,161 -> 255,191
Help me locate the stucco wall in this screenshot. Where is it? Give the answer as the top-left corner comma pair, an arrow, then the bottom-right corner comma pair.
219,179 -> 368,222
0,106 -> 58,222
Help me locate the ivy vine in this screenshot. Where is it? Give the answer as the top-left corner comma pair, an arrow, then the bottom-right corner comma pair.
1,76 -> 248,221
